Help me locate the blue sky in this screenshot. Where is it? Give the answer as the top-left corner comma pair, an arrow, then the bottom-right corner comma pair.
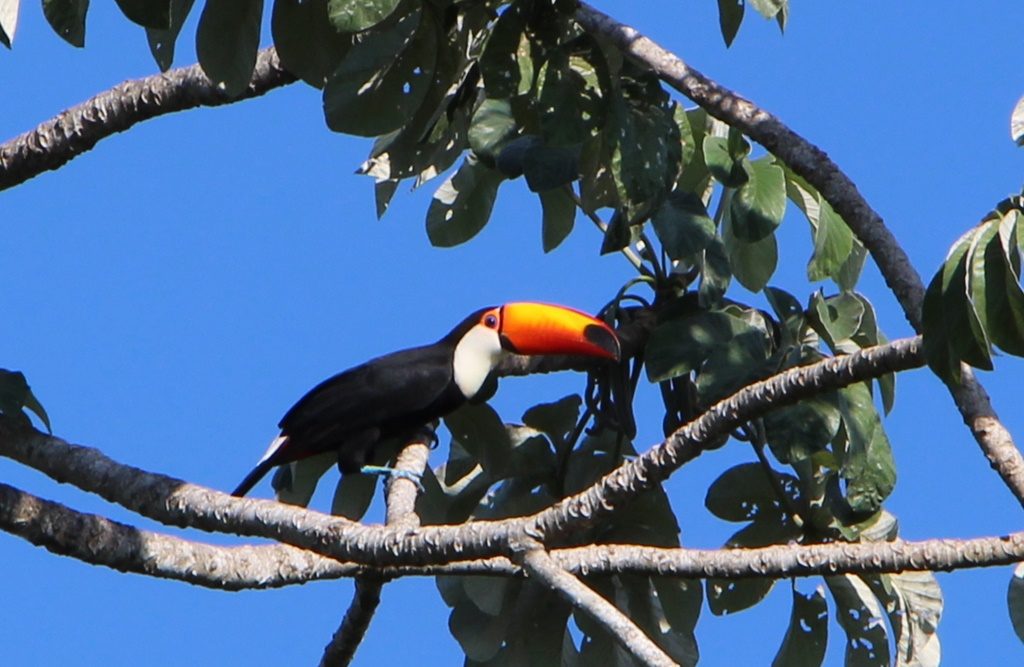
2,1 -> 1023,664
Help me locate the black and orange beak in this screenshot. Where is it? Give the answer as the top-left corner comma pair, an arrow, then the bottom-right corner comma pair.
497,302 -> 620,361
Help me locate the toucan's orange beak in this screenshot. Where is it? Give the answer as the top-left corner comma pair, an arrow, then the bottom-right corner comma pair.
498,302 -> 620,361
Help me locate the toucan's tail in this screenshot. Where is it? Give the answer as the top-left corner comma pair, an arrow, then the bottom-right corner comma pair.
231,459 -> 277,497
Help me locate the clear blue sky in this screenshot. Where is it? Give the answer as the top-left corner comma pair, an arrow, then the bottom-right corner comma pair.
2,2 -> 1023,664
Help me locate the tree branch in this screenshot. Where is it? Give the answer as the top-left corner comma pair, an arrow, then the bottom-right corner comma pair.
0,48 -> 296,192
573,2 -> 1024,509
319,438 -> 431,667
518,544 -> 675,667
0,481 -> 352,590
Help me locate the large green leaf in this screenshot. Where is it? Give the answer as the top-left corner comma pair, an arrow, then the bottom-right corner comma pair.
272,451 -> 335,507
114,0 -> 170,29
536,46 -> 605,147
323,5 -> 436,136
196,0 -> 263,97
464,575 -> 510,617
444,402 -> 512,478
327,0 -> 402,33
716,0 -> 744,47
975,213 -> 1024,356
723,210 -> 777,293
772,585 -> 828,667
43,0 -> 88,47
731,156 -> 786,242
540,187 -> 576,252
522,394 -> 581,443
330,471 -> 377,519
645,310 -> 736,382
826,575 -> 892,667
764,394 -> 841,464
836,383 -> 896,514
651,190 -> 716,260
705,462 -> 796,522
706,576 -> 775,616
1009,563 -> 1024,644
469,99 -> 519,163
703,134 -> 749,188
699,237 -> 731,306
146,0 -> 195,71
479,1 -> 527,99
653,578 -> 702,667
868,572 -> 942,667
608,73 -> 681,220
0,0 -> 19,47
426,156 -> 503,247
786,169 -> 855,284
808,291 -> 865,354
922,229 -> 992,383
271,0 -> 350,87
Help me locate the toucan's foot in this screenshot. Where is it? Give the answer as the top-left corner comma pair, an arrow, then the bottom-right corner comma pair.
359,465 -> 425,492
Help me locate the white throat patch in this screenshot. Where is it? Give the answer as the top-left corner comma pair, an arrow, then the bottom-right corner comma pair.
452,324 -> 504,398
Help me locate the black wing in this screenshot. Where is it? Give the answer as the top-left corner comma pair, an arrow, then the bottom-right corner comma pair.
278,344 -> 462,459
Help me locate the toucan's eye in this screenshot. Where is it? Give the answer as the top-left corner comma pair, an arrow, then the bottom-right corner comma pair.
484,314 -> 498,329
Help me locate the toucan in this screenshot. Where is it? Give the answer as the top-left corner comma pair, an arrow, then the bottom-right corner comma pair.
231,302 -> 620,497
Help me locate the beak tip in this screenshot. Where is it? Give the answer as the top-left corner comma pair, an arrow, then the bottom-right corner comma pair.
584,323 -> 621,361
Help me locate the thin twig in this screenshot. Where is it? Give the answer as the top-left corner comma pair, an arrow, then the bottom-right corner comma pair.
518,544 -> 675,667
318,437 -> 431,667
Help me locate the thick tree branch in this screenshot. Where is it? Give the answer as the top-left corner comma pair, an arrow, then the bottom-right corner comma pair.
0,338 -> 925,568
518,544 -> 675,667
319,439 -> 430,667
0,481 -> 351,590
0,48 -> 296,192
574,2 -> 1024,509
5,473 -> 1023,587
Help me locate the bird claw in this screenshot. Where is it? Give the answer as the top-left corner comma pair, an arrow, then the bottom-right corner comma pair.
359,465 -> 425,492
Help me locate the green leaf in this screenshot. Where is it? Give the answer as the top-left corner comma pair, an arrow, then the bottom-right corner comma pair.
699,237 -> 731,306
922,229 -> 993,383
731,157 -> 786,242
1012,95 -> 1024,147
808,291 -> 865,353
540,187 -> 576,252
537,47 -> 604,147
976,213 -> 1024,356
786,170 -> 855,283
750,0 -> 786,19
836,383 -> 896,514
469,99 -> 518,163
522,395 -> 581,442
479,1 -> 527,99
327,0 -> 401,33
677,108 -> 712,195
705,462 -> 796,522
114,0 -> 170,29
837,240 -> 868,292
826,575 -> 892,667
578,134 -> 617,213
323,6 -> 436,136
272,451 -> 335,507
146,0 -> 195,72
645,310 -> 736,382
652,578 -> 702,667
717,0 -> 743,47
330,471 -> 377,519
464,575 -> 510,616
426,156 -> 503,247
871,572 -> 942,667
608,74 -> 681,220
271,0 -> 350,87
1009,563 -> 1024,644
522,143 -> 580,192
444,402 -> 512,478
772,585 -> 828,667
449,598 -> 511,662
43,0 -> 88,47
703,135 -> 748,188
196,0 -> 263,97
599,210 -> 633,256
706,577 -> 775,616
764,395 -> 841,464
651,190 -> 716,260
723,209 -> 777,293
0,0 -> 19,47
